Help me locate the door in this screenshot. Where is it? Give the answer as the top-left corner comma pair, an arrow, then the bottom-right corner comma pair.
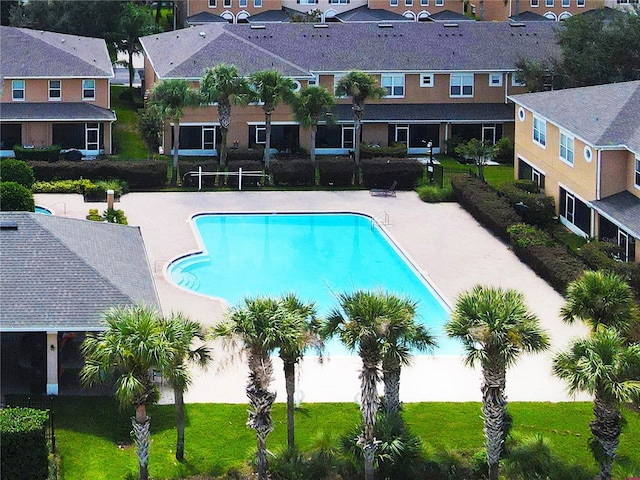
203,127 -> 215,150
482,125 -> 496,145
395,125 -> 409,146
86,123 -> 99,151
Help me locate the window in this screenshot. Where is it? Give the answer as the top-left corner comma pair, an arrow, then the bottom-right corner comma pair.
420,73 -> 434,87
0,124 -> 21,151
300,0 -> 316,4
489,74 -> 502,87
406,0 -> 413,5
334,74 -> 345,97
421,0 -> 429,4
240,0 -> 247,6
255,126 -> 266,144
435,0 -> 443,5
546,0 -> 553,6
82,79 -> 95,100
223,0 -> 231,6
48,80 -> 61,101
518,158 -> 545,189
562,0 -> 569,6
511,75 -> 526,87
450,73 -> 473,97
209,0 -> 216,6
635,157 -> 640,187
531,0 -> 539,6
390,0 -> 398,6
533,116 -> 546,147
559,187 -> 591,236
381,74 -> 405,97
254,0 -> 262,6
307,75 -> 318,86
559,132 -> 574,165
12,80 -> 25,101
577,0 -> 585,5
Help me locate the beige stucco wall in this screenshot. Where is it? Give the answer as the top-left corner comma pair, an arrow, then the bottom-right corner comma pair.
625,150 -> 640,198
1,78 -> 110,108
600,149 -> 629,198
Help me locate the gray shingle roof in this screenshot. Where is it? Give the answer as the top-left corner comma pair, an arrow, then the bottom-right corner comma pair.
0,103 -> 117,122
0,26 -> 114,78
335,6 -> 411,22
249,7 -> 308,22
0,213 -> 159,332
140,21 -> 560,79
330,103 -> 514,122
186,11 -> 228,24
591,191 -> 640,239
510,81 -> 640,154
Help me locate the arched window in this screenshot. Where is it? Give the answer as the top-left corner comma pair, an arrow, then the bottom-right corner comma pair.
237,11 -> 250,23
221,10 -> 234,23
418,10 -> 431,21
558,11 -> 572,21
543,11 -> 557,21
403,10 -> 416,20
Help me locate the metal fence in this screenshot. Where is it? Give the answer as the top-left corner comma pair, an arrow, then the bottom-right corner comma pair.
427,165 -> 475,188
1,396 -> 56,452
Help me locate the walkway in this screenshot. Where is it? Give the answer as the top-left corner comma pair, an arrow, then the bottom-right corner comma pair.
35,191 -> 589,404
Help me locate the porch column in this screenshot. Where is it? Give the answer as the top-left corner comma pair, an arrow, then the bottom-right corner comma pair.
46,331 -> 59,395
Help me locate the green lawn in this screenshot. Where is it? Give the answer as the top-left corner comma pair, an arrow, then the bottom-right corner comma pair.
110,86 -> 148,160
435,154 -> 515,189
49,397 -> 640,480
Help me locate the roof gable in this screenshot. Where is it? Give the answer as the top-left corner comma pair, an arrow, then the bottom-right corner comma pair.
0,26 -> 114,78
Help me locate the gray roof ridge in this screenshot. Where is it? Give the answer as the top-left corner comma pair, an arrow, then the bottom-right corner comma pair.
16,26 -> 114,77
164,26 -> 228,78
597,81 -> 640,149
32,215 -> 143,306
223,28 -> 311,77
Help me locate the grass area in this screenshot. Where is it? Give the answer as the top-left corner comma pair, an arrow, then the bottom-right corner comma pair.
435,154 -> 515,189
48,396 -> 640,480
110,85 -> 148,160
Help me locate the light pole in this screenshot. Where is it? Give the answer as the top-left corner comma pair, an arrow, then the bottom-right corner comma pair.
427,140 -> 434,183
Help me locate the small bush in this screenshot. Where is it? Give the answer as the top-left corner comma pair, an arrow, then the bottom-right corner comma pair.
579,241 -> 640,298
86,208 -> 128,224
0,159 -> 35,188
84,179 -> 128,202
417,185 -> 455,203
508,223 -> 554,248
495,136 -> 514,164
318,157 -> 354,187
32,179 -> 94,194
445,134 -> 465,159
0,407 -> 49,480
227,160 -> 264,188
0,181 -> 35,211
361,158 -> 424,190
270,158 -> 315,187
360,142 -> 407,159
14,145 -> 61,162
451,174 -> 522,243
499,181 -> 556,227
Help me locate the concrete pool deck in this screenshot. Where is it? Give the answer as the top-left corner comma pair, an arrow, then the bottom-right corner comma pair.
36,191 -> 590,404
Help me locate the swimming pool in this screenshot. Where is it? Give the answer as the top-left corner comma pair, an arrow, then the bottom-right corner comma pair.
168,213 -> 458,355
35,206 -> 52,215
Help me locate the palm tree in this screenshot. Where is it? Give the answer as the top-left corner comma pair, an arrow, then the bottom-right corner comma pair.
445,285 -> 550,480
160,313 -> 212,462
200,64 -> 250,167
210,297 -> 300,480
80,305 -> 171,480
247,70 -> 297,167
277,293 -> 322,450
335,71 -> 386,168
381,311 -> 436,416
553,327 -> 640,480
561,270 -> 639,335
147,79 -> 200,186
292,86 -> 334,167
324,290 -> 415,480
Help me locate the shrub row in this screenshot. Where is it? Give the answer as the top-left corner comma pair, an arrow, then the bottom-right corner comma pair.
13,145 -> 61,162
270,159 -> 315,187
451,174 -> 522,244
0,182 -> 35,212
318,157 -> 355,187
33,179 -> 94,194
508,224 -> 585,293
360,142 -> 407,159
227,160 -> 263,188
360,158 -> 424,190
0,159 -> 35,188
0,407 -> 49,480
28,161 -> 166,189
498,180 -> 556,227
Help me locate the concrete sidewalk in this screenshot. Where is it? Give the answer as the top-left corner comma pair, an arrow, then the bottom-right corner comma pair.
35,191 -> 589,404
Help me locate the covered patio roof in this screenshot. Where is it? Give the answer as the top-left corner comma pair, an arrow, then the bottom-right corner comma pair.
329,103 -> 514,123
591,191 -> 640,239
0,102 -> 116,122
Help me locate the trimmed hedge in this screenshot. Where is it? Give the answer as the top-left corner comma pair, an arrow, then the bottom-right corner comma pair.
0,407 -> 49,480
498,181 -> 556,228
416,185 -> 455,203
33,179 -> 94,194
360,142 -> 407,159
318,157 -> 354,187
0,182 -> 35,212
28,161 -> 166,189
270,158 -> 315,187
227,160 -> 264,188
180,160 -> 219,188
360,158 -> 424,190
451,174 -> 522,243
13,145 -> 61,162
0,160 -> 35,188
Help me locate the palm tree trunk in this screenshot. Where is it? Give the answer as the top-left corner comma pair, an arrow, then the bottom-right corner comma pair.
246,349 -> 276,480
264,111 -> 273,168
591,398 -> 622,480
171,120 -> 180,186
310,124 -> 317,169
218,101 -> 231,167
175,386 -> 185,462
482,365 -> 506,480
360,347 -> 380,480
284,360 -> 296,450
132,404 -> 151,480
381,356 -> 401,416
128,47 -> 135,92
353,105 -> 363,169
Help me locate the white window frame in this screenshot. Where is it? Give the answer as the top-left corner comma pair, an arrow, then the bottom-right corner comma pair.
12,80 -> 25,101
531,0 -> 540,6
82,79 -> 95,100
546,0 -> 554,6
435,0 -> 443,5
334,74 -> 346,98
342,125 -> 355,149
559,131 -> 574,166
577,0 -> 585,6
634,157 -> 640,188
240,0 -> 248,6
381,74 -> 405,98
421,0 -> 429,4
390,0 -> 399,6
533,116 -> 546,148
86,123 -> 100,151
254,0 -> 262,6
511,75 -> 526,87
203,127 -> 217,150
489,73 -> 503,87
255,126 -> 266,144
420,73 -> 434,87
307,75 -> 318,86
562,0 -> 569,6
209,0 -> 216,6
48,80 -> 61,101
223,0 -> 231,7
449,73 -> 473,98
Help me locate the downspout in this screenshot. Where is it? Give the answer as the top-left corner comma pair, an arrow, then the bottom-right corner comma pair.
504,73 -> 508,104
594,148 -> 602,239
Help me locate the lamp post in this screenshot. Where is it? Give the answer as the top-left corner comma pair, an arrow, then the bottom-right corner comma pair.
427,140 -> 434,183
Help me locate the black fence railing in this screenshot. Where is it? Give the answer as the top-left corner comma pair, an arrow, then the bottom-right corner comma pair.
1,395 -> 56,452
427,165 -> 475,188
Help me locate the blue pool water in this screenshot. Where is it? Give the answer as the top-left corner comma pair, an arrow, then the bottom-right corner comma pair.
35,206 -> 52,215
169,213 -> 458,355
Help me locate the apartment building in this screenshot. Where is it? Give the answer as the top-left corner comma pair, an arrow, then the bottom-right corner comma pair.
0,26 -> 116,158
473,0 -> 605,22
140,21 -> 558,158
509,81 -> 640,262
